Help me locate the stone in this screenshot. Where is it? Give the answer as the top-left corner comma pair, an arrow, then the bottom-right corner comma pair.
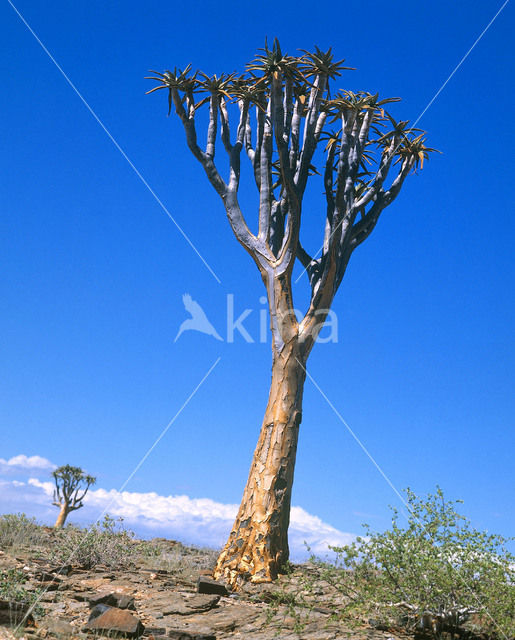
89,603 -> 111,619
160,593 -> 220,616
41,602 -> 66,614
70,591 -> 92,602
115,593 -> 137,610
369,617 -> 390,630
196,577 -> 229,597
0,598 -> 34,626
33,570 -> 60,583
88,591 -> 136,610
66,600 -> 87,611
167,631 -> 216,640
38,591 -> 59,602
40,619 -> 74,636
142,626 -> 167,636
83,604 -> 144,637
312,606 -> 332,615
193,606 -> 259,633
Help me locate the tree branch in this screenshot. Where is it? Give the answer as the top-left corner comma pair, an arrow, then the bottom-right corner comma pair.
171,88 -> 227,198
206,94 -> 218,158
352,135 -> 398,211
283,76 -> 294,145
295,75 -> 327,195
270,75 -> 300,266
350,156 -> 414,250
219,97 -> 233,154
228,100 -> 250,193
289,97 -> 303,171
258,100 -> 274,243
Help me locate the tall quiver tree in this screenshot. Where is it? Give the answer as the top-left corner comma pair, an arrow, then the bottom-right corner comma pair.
148,41 -> 436,588
52,465 -> 96,528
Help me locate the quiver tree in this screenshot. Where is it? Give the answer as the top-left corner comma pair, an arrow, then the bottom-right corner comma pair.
52,464 -> 96,528
148,41 -> 437,589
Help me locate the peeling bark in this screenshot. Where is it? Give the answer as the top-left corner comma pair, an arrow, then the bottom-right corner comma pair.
213,338 -> 306,588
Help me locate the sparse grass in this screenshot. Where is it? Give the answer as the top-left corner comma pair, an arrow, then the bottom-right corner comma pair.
49,515 -> 147,570
0,514 -> 46,549
138,538 -> 219,580
263,586 -> 309,635
0,513 -> 219,578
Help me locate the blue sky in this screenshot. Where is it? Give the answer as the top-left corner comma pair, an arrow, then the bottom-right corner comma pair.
1,0 -> 514,551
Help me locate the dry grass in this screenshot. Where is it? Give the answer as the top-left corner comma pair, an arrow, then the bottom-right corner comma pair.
0,513 -> 219,578
0,514 -> 47,550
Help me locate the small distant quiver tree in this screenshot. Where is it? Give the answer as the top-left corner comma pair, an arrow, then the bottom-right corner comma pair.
52,464 -> 96,528
148,40 -> 436,588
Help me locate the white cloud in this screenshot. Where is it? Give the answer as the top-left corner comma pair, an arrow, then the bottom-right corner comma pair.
0,479 -> 56,521
0,455 -> 56,474
289,506 -> 357,556
1,469 -> 357,561
28,478 -> 54,495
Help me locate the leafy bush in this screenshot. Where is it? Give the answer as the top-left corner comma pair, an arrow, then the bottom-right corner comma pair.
308,488 -> 514,639
50,515 -> 140,569
0,514 -> 46,549
0,568 -> 44,618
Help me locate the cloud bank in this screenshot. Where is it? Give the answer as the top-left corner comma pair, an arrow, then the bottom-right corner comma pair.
0,455 -> 355,561
0,455 -> 56,475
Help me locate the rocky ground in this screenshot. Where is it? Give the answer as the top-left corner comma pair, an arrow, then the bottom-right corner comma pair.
0,535 -> 413,640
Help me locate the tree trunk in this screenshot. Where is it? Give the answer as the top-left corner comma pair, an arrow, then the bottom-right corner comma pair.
54,503 -> 69,528
213,339 -> 306,589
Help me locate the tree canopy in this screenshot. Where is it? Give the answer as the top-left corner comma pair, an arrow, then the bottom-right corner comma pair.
147,40 -> 437,355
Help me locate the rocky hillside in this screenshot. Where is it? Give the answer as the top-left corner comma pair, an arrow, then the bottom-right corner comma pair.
0,527 -> 413,640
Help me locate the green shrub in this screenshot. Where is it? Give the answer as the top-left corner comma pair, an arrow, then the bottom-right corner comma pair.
0,568 -> 44,618
0,514 -> 45,549
308,488 -> 514,639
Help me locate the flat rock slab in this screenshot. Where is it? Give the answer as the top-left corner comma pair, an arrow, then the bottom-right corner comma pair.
197,578 -> 228,597
177,605 -> 260,634
71,591 -> 95,602
141,626 -> 167,636
39,618 -> 74,636
83,605 -> 145,637
167,631 -> 216,640
160,594 -> 220,616
89,591 -> 136,610
0,598 -> 34,626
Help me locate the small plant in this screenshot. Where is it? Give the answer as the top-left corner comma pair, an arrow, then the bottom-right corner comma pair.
0,568 -> 44,618
263,586 -> 308,635
50,515 -> 138,569
260,562 -> 314,635
307,487 -> 514,639
0,513 -> 46,549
